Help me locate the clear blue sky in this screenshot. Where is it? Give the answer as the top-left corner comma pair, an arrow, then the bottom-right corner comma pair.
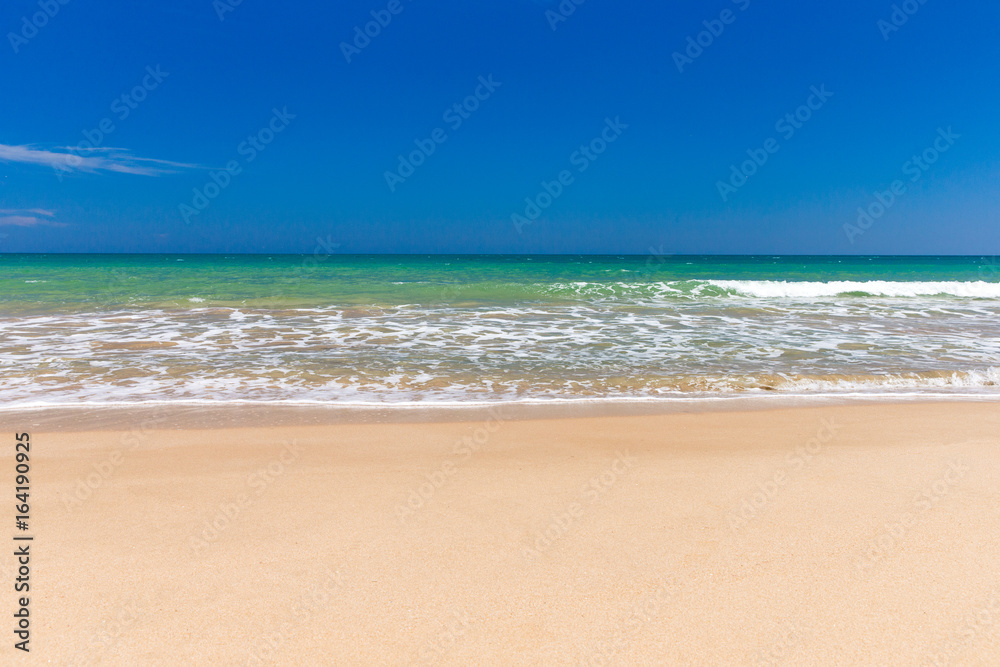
1,0 -> 998,254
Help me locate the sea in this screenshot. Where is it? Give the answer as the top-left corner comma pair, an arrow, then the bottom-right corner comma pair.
2,254 -> 1000,409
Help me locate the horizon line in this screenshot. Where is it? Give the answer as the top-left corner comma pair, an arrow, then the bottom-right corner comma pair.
1,252 -> 999,258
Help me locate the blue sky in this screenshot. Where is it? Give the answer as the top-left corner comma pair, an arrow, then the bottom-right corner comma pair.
1,0 -> 998,254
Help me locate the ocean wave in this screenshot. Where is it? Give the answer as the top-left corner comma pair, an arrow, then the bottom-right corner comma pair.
707,280 -> 1000,299
3,283 -> 1000,405
539,280 -> 1000,301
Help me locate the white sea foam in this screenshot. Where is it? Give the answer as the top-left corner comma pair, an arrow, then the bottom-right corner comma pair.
707,280 -> 1000,299
0,319 -> 997,403
3,280 -> 1000,405
541,280 -> 1000,301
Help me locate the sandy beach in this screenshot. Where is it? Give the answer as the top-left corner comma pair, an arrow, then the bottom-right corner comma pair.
8,401 -> 1000,665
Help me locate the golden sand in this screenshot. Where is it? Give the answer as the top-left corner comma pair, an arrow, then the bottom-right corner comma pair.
8,402 -> 1000,664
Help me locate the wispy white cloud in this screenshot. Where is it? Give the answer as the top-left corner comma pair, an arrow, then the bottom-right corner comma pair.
0,209 -> 66,227
0,143 -> 197,176
0,208 -> 53,216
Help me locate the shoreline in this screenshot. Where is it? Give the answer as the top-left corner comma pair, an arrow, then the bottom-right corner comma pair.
3,392 -> 1000,430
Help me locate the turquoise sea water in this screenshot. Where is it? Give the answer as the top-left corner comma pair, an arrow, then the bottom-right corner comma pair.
2,254 -> 1000,406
